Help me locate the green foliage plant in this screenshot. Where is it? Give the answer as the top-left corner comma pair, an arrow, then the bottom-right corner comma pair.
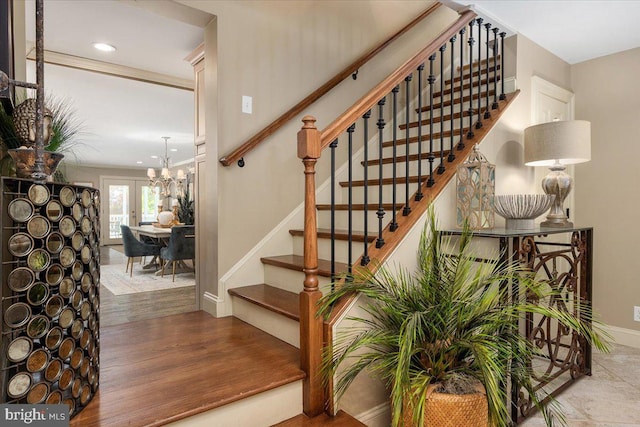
319,207 -> 610,427
177,182 -> 194,225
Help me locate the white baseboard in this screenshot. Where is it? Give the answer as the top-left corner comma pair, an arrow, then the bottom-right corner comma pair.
603,325 -> 640,349
355,402 -> 390,427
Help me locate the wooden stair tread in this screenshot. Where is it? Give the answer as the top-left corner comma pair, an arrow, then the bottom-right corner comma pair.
459,54 -> 500,71
431,75 -> 499,99
274,410 -> 367,426
316,203 -> 399,211
445,64 -> 500,85
290,228 -> 375,243
229,284 -> 300,321
261,254 -> 347,277
400,111 -> 470,130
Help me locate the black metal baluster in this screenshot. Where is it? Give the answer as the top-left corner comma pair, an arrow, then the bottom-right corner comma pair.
403,75 -> 412,216
329,138 -> 338,283
437,45 -> 446,175
448,35 -> 456,162
361,111 -> 371,266
475,18 -> 483,129
390,85 -> 399,231
347,123 -> 355,273
458,27 -> 466,150
415,64 -> 425,200
484,22 -> 492,119
427,54 -> 436,187
500,31 -> 506,100
467,20 -> 475,139
492,27 -> 500,109
376,98 -> 386,249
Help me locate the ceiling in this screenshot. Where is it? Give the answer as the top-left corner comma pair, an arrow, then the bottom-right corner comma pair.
443,0 -> 640,64
19,1 -> 638,169
22,0 -> 211,169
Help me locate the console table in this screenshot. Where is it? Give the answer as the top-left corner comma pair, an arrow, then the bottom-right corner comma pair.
440,226 -> 593,424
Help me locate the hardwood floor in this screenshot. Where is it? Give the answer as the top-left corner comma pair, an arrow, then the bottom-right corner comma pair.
71,311 -> 305,427
100,246 -> 196,327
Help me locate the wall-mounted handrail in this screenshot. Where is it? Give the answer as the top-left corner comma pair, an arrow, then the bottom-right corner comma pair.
319,9 -> 476,149
218,2 -> 442,167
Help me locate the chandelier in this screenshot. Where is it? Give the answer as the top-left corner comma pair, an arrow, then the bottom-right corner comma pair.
146,136 -> 185,198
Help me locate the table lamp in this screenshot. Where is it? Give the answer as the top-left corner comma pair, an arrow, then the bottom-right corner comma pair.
524,120 -> 591,227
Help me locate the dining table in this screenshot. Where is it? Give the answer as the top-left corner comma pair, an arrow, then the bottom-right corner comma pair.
128,225 -> 193,276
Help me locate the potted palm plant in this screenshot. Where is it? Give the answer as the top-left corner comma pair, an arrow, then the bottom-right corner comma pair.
320,208 -> 609,427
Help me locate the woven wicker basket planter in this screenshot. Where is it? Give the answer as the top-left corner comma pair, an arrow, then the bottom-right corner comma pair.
403,385 -> 489,427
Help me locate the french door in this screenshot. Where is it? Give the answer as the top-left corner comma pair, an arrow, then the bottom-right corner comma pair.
101,178 -> 160,245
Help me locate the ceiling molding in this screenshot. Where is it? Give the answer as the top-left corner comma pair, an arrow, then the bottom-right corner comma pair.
118,0 -> 214,28
26,47 -> 194,91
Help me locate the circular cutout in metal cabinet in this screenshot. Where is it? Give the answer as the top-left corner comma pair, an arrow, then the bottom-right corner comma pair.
59,186 -> 76,207
27,282 -> 49,306
59,246 -> 75,268
45,295 -> 64,318
26,382 -> 49,404
4,302 -> 32,328
7,372 -> 32,399
81,189 -> 92,208
72,261 -> 84,280
45,358 -> 63,382
59,215 -> 76,237
59,277 -> 75,298
6,336 -> 32,363
45,199 -> 64,221
81,273 -> 92,293
46,232 -> 65,254
46,390 -> 63,404
72,203 -> 83,222
26,348 -> 49,373
8,232 -> 34,257
81,216 -> 92,235
81,245 -> 91,264
59,308 -> 75,329
45,264 -> 64,286
45,326 -> 64,350
27,215 -> 51,238
71,318 -> 84,339
26,315 -> 49,339
8,267 -> 35,292
71,231 -> 84,251
58,368 -> 74,391
58,338 -> 75,361
8,197 -> 34,222
28,184 -> 50,206
27,248 -> 50,272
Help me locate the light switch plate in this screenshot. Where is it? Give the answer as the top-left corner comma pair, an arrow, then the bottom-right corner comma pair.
242,95 -> 252,114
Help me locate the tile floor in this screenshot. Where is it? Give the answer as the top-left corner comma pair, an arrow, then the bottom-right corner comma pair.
521,344 -> 640,426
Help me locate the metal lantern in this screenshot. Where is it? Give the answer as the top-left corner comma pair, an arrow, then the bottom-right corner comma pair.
456,145 -> 495,229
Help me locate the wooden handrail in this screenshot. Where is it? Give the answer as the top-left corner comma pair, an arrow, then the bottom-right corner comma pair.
219,2 -> 442,167
319,9 -> 476,149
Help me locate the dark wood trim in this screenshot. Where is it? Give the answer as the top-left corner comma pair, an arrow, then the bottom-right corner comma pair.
218,3 -> 442,167
261,254 -> 348,278
319,9 -> 477,150
289,228 -> 375,243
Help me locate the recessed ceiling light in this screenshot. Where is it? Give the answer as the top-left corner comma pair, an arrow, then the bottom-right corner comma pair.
136,161 -> 143,164
150,155 -> 158,159
92,42 -> 116,52
170,148 -> 178,152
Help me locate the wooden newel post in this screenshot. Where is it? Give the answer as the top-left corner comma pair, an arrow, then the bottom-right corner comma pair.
297,115 -> 324,416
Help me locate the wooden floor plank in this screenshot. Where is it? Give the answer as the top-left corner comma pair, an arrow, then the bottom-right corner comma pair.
71,311 -> 304,427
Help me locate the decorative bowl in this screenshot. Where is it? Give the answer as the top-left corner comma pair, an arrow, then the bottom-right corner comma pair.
494,194 -> 555,229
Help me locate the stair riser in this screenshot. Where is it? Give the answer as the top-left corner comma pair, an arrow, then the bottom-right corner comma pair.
317,208 -> 395,233
292,234 -> 366,267
167,381 -> 303,427
263,264 -> 334,292
231,297 -> 300,348
356,155 -> 455,180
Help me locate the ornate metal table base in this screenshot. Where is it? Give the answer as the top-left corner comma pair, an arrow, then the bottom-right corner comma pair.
441,227 -> 593,425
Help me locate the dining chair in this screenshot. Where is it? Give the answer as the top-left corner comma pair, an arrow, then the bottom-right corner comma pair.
160,225 -> 195,282
120,225 -> 161,277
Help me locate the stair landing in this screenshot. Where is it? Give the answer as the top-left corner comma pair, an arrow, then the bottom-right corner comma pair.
71,311 -> 304,427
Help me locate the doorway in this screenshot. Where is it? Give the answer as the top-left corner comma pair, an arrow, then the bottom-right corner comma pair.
100,177 -> 160,245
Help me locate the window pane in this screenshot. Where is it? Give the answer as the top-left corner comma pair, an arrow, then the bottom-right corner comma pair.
109,185 -> 129,239
140,185 -> 160,223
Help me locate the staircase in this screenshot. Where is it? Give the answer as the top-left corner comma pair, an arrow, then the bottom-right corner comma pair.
205,9 -> 521,427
